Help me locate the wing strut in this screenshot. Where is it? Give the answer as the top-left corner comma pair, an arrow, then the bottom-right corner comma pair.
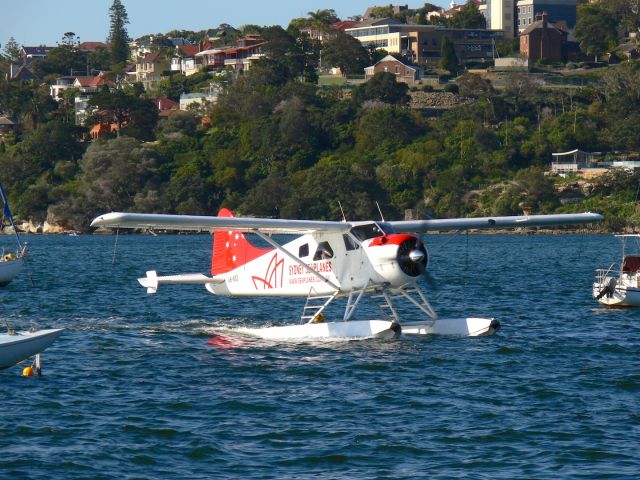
253,231 -> 340,291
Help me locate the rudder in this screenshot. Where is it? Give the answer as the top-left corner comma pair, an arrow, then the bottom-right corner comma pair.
212,208 -> 271,275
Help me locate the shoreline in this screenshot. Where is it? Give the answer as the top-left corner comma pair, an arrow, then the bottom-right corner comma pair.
2,228 -> 618,236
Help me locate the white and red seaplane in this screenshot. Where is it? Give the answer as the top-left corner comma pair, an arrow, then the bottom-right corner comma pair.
92,209 -> 602,340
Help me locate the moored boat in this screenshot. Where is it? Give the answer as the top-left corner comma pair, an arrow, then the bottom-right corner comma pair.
593,235 -> 640,307
0,328 -> 64,369
0,181 -> 27,287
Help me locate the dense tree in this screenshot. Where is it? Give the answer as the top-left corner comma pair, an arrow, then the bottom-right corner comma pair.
573,3 -> 618,61
2,37 -> 22,64
353,72 -> 410,105
88,86 -> 158,140
108,0 -> 130,65
368,6 -> 395,18
35,33 -> 86,77
322,31 -> 370,75
439,36 -> 459,75
78,137 -> 163,214
307,9 -> 340,29
449,1 -> 486,29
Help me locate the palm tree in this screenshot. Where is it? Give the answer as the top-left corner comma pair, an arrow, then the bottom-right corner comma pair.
307,9 -> 340,30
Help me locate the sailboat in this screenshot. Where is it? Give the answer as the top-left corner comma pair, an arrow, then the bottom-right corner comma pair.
0,182 -> 63,371
0,182 -> 27,286
593,234 -> 640,307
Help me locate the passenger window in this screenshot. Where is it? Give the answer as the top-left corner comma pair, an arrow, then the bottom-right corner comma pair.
299,243 -> 309,258
313,241 -> 334,261
343,234 -> 359,251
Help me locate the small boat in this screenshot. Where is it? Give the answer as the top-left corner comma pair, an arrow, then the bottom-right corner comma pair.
0,182 -> 27,287
593,234 -> 640,307
0,328 -> 63,369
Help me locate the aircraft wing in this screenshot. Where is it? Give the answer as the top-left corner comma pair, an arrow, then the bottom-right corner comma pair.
91,212 -> 350,234
386,212 -> 603,233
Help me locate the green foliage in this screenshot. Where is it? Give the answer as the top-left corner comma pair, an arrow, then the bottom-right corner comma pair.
448,2 -> 486,29
353,72 -> 410,105
439,37 -> 458,75
574,3 -> 618,60
108,0 -> 131,65
3,19 -> 640,229
88,87 -> 158,140
2,37 -> 22,64
322,31 -> 370,76
78,137 -> 163,214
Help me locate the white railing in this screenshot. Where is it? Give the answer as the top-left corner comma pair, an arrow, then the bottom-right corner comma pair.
595,263 -> 617,286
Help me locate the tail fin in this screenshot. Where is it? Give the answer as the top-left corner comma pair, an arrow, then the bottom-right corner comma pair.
212,208 -> 271,275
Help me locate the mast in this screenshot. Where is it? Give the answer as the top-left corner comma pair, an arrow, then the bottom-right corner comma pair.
0,182 -> 24,251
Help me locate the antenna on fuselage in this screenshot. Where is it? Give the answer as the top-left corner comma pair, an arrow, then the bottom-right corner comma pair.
375,201 -> 385,222
338,200 -> 347,222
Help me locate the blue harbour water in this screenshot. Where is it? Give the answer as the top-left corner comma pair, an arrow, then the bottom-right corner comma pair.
1,233 -> 639,479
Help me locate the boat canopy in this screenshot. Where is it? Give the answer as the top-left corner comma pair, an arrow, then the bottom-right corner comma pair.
622,256 -> 640,273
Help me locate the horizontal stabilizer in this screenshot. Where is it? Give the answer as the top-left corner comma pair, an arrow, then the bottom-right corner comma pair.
138,270 -> 224,294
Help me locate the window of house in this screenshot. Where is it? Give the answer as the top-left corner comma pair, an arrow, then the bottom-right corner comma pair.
313,242 -> 334,261
395,66 -> 400,74
299,243 -> 309,258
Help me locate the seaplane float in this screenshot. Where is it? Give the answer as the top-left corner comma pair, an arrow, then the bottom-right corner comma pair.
92,209 -> 603,340
593,234 -> 640,307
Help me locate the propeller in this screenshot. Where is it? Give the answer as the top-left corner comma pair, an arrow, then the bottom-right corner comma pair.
397,237 -> 428,277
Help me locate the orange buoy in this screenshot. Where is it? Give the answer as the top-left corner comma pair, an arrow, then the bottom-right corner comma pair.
22,365 -> 35,377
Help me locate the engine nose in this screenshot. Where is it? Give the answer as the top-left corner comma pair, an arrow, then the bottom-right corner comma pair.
409,249 -> 425,263
397,236 -> 428,277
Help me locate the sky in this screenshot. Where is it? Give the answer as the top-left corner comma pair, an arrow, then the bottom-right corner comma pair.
1,0 -> 451,47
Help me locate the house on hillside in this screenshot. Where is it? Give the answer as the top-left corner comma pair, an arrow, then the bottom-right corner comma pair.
90,122 -> 119,140
20,45 -> 54,63
346,18 -> 502,66
50,76 -> 78,100
0,116 -> 18,137
520,12 -> 568,63
136,51 -> 170,90
170,40 -> 212,76
179,90 -> 218,111
196,35 -> 265,71
155,96 -> 179,118
78,42 -> 109,52
8,64 -> 41,81
364,54 -> 423,84
300,20 -> 362,43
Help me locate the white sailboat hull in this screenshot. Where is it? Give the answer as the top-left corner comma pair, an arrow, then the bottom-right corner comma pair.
0,329 -> 63,369
0,257 -> 23,287
593,282 -> 640,307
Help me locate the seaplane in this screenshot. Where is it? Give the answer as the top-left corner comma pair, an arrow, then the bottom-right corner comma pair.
91,208 -> 603,340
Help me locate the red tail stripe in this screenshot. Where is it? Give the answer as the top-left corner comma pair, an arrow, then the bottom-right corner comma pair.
211,208 -> 271,275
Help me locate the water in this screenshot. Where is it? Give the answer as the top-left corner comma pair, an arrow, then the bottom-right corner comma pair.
1,234 -> 639,479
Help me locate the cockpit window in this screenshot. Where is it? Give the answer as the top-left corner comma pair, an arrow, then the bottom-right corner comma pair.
350,223 -> 385,241
343,234 -> 359,251
313,241 -> 334,261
